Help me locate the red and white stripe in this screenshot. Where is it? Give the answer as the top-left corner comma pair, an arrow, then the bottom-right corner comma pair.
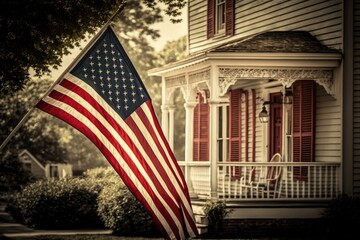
36,73 -> 198,240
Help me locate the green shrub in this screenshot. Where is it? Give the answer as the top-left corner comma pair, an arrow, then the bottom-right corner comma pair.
82,166 -> 120,188
203,200 -> 232,234
12,178 -> 103,229
97,181 -> 160,237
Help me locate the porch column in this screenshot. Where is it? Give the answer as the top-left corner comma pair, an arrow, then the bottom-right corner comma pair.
168,105 -> 175,150
209,65 -> 220,199
184,102 -> 197,198
161,105 -> 169,140
209,100 -> 219,199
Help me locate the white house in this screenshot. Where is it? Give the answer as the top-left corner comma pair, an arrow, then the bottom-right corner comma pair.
18,149 -> 73,179
149,0 -> 357,225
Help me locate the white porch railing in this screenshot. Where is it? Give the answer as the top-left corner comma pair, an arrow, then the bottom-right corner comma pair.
178,161 -> 341,201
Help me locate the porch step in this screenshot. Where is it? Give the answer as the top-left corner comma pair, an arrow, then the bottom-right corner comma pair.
191,202 -> 205,215
191,200 -> 209,235
195,214 -> 208,225
196,223 -> 208,235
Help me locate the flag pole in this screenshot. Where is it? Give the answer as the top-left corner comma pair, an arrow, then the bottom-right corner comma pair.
0,3 -> 127,153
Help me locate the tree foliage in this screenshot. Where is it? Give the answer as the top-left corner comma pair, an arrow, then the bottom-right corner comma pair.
0,0 -> 186,94
1,0 -> 188,184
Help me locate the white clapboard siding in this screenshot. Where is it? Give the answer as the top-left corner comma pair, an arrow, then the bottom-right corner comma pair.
315,84 -> 341,163
188,0 -> 342,53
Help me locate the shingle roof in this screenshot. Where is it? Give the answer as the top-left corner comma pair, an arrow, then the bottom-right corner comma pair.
210,31 -> 340,53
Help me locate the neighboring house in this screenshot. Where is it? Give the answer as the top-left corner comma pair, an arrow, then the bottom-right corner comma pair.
18,149 -> 73,179
149,0 -> 357,227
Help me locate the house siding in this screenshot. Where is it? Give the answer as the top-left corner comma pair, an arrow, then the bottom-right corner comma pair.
189,0 -> 343,53
315,84 -> 341,163
30,163 -> 45,178
353,0 -> 360,195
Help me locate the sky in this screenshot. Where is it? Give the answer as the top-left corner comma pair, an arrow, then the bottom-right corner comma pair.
148,6 -> 188,51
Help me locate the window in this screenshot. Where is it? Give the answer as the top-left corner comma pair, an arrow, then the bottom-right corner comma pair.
207,0 -> 235,38
216,0 -> 226,33
50,165 -> 59,178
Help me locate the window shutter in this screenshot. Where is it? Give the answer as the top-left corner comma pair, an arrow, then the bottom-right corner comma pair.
225,0 -> 235,36
207,0 -> 215,38
193,92 -> 209,161
229,89 -> 241,162
292,81 -> 315,180
229,89 -> 242,179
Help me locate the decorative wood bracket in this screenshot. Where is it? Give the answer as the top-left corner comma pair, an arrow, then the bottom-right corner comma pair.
219,67 -> 334,97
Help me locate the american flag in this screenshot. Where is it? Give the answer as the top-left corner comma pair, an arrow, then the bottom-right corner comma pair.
36,26 -> 198,240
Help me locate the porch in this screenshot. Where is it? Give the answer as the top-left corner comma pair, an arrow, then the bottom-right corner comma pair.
180,161 -> 341,201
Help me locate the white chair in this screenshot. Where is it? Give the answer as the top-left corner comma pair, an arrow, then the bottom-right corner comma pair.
240,153 -> 283,198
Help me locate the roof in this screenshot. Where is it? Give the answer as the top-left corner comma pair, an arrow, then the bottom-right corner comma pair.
211,31 -> 340,53
148,31 -> 342,76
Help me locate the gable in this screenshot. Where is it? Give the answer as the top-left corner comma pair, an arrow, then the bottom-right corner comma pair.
18,149 -> 45,170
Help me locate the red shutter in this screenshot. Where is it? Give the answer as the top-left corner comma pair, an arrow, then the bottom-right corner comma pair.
193,92 -> 209,161
229,89 -> 241,162
229,89 -> 242,179
225,0 -> 234,36
207,0 -> 215,38
292,81 -> 315,180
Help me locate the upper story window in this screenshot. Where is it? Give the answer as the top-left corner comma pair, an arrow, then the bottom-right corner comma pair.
207,0 -> 234,38
216,0 -> 226,33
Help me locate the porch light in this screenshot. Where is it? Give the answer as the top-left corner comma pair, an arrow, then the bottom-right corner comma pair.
258,88 -> 293,123
259,105 -> 269,123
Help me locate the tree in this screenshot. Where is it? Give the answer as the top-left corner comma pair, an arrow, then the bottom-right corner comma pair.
0,0 -> 186,95
0,78 -> 69,162
1,0 -> 188,180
